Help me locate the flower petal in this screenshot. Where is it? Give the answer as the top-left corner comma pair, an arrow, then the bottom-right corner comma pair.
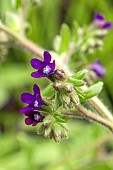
25,110 -> 34,116
21,93 -> 34,104
103,22 -> 112,29
33,84 -> 40,96
44,51 -> 51,64
20,106 -> 32,114
25,117 -> 33,125
94,13 -> 104,21
90,59 -> 106,78
32,122 -> 38,126
31,71 -> 43,78
30,58 -> 44,69
49,60 -> 55,70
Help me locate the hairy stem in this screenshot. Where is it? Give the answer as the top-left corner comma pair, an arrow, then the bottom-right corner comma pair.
89,96 -> 113,121
75,104 -> 113,132
61,106 -> 113,132
0,23 -> 43,59
0,40 -> 15,46
79,86 -> 113,122
61,109 -> 84,118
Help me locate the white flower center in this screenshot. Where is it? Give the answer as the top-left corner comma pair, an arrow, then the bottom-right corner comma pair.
34,113 -> 40,121
34,100 -> 38,107
43,65 -> 51,74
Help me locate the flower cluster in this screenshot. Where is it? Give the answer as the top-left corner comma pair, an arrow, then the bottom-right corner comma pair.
20,51 -> 55,126
93,12 -> 112,29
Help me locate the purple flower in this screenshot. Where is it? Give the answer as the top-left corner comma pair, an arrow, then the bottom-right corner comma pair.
31,51 -> 55,78
25,110 -> 44,126
90,59 -> 106,78
20,84 -> 44,114
93,12 -> 112,29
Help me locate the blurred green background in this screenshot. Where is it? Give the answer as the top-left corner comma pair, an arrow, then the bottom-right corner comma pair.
0,0 -> 113,169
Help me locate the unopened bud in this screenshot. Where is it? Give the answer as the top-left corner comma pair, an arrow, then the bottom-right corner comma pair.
88,38 -> 96,47
53,82 -> 62,91
62,94 -> 71,105
93,29 -> 108,38
44,126 -> 52,137
63,83 -> 73,93
61,128 -> 68,139
71,91 -> 79,105
37,124 -> 45,134
88,48 -> 95,55
43,115 -> 55,125
95,40 -> 103,47
54,69 -> 67,81
53,123 -> 62,143
77,28 -> 84,36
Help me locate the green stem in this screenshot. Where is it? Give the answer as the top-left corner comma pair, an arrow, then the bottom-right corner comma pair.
79,86 -> 113,122
0,23 -> 44,59
61,109 -> 84,118
75,104 -> 113,132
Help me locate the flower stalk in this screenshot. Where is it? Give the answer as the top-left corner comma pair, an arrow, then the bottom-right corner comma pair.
75,104 -> 113,132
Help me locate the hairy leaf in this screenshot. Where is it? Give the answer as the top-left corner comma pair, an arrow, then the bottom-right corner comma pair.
84,82 -> 103,100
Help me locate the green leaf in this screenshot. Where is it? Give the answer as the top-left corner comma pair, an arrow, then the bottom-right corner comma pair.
68,77 -> 85,86
54,91 -> 63,109
72,21 -> 80,41
11,0 -> 22,9
59,23 -> 71,53
5,11 -> 21,32
74,87 -> 85,102
15,0 -> 22,9
72,70 -> 87,80
84,82 -> 103,100
54,115 -> 67,123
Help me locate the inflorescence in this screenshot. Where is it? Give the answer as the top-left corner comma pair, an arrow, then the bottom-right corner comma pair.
20,13 -> 112,142
20,51 -> 56,126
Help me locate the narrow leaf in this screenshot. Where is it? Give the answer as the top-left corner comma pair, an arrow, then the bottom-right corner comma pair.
72,70 -> 87,80
59,23 -> 71,53
84,82 -> 103,100
69,77 -> 85,86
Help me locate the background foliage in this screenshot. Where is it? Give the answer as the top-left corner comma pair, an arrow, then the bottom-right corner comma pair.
0,0 -> 113,169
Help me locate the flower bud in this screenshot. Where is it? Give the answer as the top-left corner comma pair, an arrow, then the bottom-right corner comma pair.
95,40 -> 103,47
54,69 -> 67,81
62,94 -> 71,105
77,28 -> 84,36
63,83 -> 73,93
61,128 -> 68,139
93,29 -> 108,38
43,115 -> 55,126
44,126 -> 52,137
71,91 -> 79,105
53,82 -> 62,91
37,124 -> 45,134
88,38 -> 96,47
88,48 -> 95,55
53,123 -> 62,143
